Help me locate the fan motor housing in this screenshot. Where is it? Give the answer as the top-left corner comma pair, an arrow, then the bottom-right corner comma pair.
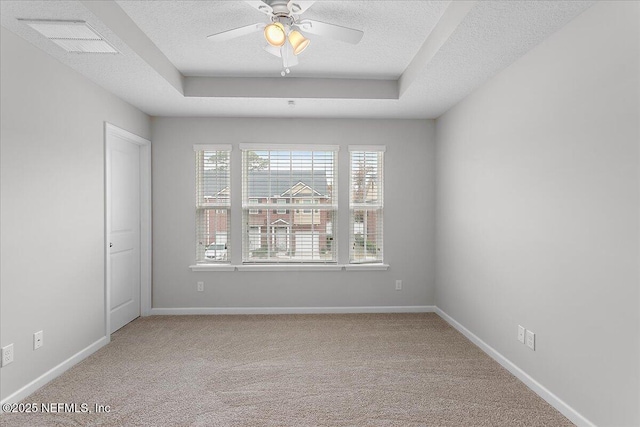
266,0 -> 293,17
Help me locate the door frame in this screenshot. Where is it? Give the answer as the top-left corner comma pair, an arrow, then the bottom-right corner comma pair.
104,122 -> 151,339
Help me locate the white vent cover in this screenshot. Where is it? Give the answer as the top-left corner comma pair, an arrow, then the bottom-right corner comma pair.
20,20 -> 118,54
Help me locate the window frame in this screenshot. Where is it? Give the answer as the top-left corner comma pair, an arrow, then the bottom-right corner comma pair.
349,146 -> 385,264
240,144 -> 339,264
194,144 -> 232,264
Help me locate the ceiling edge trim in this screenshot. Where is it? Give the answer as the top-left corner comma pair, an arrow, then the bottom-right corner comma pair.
184,77 -> 399,100
399,0 -> 477,97
80,0 -> 184,95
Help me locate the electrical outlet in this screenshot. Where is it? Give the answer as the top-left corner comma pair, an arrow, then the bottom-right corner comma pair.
34,330 -> 43,350
2,344 -> 14,367
517,325 -> 525,343
197,281 -> 204,292
395,280 -> 402,291
526,330 -> 535,350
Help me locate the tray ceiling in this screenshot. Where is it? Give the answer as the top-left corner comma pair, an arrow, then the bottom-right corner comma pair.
0,1 -> 595,118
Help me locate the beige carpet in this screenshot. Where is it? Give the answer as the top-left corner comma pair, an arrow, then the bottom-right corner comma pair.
3,313 -> 573,426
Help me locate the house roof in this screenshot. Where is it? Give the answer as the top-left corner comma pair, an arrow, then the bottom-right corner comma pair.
249,170 -> 329,198
205,170 -> 329,199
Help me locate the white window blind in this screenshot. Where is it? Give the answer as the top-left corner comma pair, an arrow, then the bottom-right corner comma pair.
195,146 -> 231,263
349,147 -> 384,263
242,146 -> 338,263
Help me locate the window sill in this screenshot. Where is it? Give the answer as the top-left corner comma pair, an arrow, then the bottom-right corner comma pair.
189,264 -> 389,272
237,264 -> 344,272
344,264 -> 389,271
189,264 -> 236,272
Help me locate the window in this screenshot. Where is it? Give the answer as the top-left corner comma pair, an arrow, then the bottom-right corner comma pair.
241,144 -> 338,263
349,146 -> 384,263
249,198 -> 259,214
276,198 -> 287,214
195,145 -> 231,263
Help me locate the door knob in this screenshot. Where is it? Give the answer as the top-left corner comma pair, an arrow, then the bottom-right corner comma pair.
109,242 -> 113,248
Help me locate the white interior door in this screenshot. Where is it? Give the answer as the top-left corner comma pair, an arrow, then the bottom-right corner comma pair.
107,134 -> 141,333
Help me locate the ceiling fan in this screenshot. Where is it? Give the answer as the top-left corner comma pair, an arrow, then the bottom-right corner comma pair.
207,0 -> 364,76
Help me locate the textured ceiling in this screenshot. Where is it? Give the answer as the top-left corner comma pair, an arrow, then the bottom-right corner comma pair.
0,1 -> 596,118
116,1 -> 449,79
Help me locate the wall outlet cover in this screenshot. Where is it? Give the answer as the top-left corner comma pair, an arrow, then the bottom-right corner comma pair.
2,344 -> 14,367
517,325 -> 525,343
34,330 -> 44,350
526,330 -> 535,350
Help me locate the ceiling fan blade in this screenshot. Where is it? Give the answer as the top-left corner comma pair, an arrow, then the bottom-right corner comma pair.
287,0 -> 316,15
245,1 -> 273,16
264,44 -> 282,57
207,23 -> 265,42
296,19 -> 363,44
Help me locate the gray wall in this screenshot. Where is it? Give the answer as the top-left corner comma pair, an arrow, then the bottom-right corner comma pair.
3,2 -> 636,423
151,118 -> 436,308
435,2 -> 639,426
0,28 -> 150,401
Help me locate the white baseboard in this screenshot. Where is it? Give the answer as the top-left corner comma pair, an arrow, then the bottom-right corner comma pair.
3,307 -> 592,427
433,307 -> 595,427
150,305 -> 435,315
0,336 -> 109,407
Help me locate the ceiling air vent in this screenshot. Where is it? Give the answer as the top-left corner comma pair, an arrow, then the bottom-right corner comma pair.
19,19 -> 118,54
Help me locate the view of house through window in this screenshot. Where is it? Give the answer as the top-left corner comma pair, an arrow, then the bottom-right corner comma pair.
350,147 -> 384,263
195,144 -> 385,266
195,145 -> 231,263
241,145 -> 338,263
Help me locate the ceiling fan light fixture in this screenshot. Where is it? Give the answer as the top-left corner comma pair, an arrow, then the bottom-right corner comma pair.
263,43 -> 282,57
264,22 -> 286,47
288,30 -> 310,55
